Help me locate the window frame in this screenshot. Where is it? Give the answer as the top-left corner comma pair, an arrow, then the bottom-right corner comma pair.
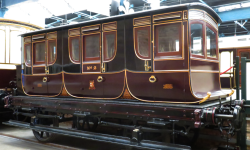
154,22 -> 183,57
190,20 -> 206,59
47,39 -> 57,65
24,43 -> 32,67
33,40 -> 46,66
134,26 -> 151,60
206,23 -> 218,60
69,36 -> 81,64
103,30 -> 117,62
82,32 -> 101,62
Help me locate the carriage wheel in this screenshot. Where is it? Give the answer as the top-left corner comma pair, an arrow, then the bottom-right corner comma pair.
32,130 -> 57,143
31,115 -> 58,143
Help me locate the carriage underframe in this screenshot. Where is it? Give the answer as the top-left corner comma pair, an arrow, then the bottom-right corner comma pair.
3,95 -> 244,149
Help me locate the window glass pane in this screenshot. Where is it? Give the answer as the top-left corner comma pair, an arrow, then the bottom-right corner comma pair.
105,33 -> 115,60
191,24 -> 203,55
85,34 -> 100,58
25,44 -> 31,65
157,24 -> 180,53
137,29 -> 149,57
240,52 -> 250,59
10,31 -> 21,64
48,40 -> 56,64
71,38 -> 80,62
206,27 -> 217,58
34,42 -> 45,63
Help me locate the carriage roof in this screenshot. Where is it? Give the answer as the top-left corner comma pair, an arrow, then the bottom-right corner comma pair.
21,2 -> 221,37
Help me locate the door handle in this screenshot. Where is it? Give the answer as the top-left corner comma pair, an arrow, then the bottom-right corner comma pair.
144,60 -> 151,71
97,76 -> 103,82
102,63 -> 106,72
149,75 -> 156,83
45,67 -> 49,74
43,77 -> 47,83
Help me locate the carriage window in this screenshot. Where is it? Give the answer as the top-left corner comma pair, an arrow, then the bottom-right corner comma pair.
191,24 -> 203,56
84,34 -> 100,61
34,42 -> 45,65
206,27 -> 217,58
25,44 -> 31,66
155,23 -> 181,56
48,40 -> 56,64
69,37 -> 80,63
240,52 -> 250,59
104,32 -> 116,61
135,27 -> 150,59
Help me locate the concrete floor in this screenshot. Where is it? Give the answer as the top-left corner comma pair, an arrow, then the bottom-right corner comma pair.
0,124 -> 82,150
0,124 -> 127,150
0,135 -> 61,150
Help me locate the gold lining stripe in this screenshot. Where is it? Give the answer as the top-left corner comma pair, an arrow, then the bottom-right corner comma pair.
133,25 -> 151,60
102,23 -> 117,63
21,72 -> 64,97
63,71 -> 126,99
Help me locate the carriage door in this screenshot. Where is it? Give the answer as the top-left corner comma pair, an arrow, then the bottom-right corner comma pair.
238,49 -> 250,86
46,32 -> 60,95
126,16 -> 154,100
30,33 -> 57,95
81,24 -> 103,98
101,22 -> 125,98
31,34 -> 48,95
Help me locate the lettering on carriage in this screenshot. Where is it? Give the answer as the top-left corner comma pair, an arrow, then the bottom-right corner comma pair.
163,84 -> 173,89
87,66 -> 97,71
37,83 -> 42,87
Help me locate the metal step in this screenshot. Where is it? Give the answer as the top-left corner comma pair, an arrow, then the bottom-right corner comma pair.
3,120 -> 191,150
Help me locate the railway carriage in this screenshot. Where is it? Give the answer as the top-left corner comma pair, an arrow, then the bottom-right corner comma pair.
2,3 -> 245,149
21,3 -> 224,103
219,34 -> 250,88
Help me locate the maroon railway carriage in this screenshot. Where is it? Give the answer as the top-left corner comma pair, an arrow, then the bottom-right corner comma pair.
20,3 -> 227,103
2,3 -> 244,149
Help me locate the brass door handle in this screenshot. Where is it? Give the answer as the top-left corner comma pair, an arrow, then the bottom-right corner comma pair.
97,76 -> 103,82
102,63 -> 106,72
43,77 -> 47,83
149,75 -> 156,83
144,60 -> 151,71
45,67 -> 49,74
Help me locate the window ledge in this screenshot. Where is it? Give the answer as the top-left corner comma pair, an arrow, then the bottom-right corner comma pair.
154,55 -> 183,60
83,60 -> 100,64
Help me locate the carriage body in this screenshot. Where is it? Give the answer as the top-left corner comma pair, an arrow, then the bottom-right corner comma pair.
21,3 -> 226,104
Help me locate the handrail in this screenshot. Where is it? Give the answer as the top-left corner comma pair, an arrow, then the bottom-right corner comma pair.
220,66 -> 233,75
199,92 -> 211,104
